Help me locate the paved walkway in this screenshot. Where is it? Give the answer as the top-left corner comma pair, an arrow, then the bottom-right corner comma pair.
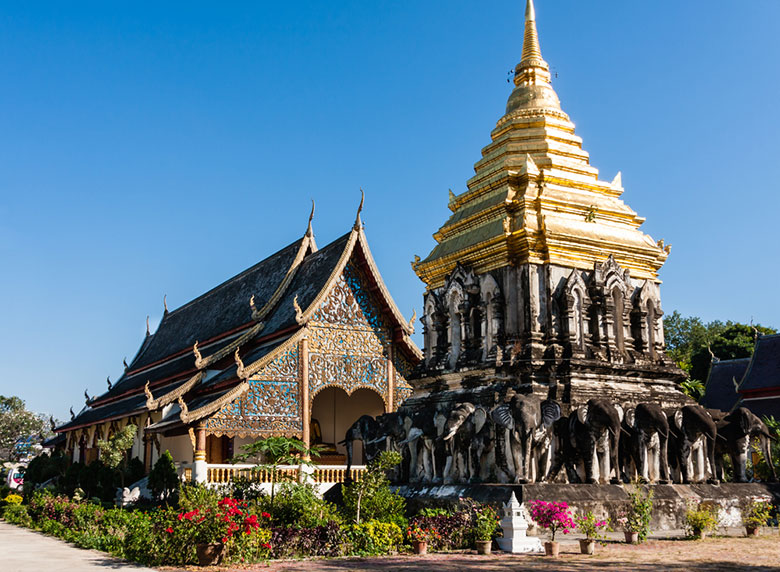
0,521 -> 157,572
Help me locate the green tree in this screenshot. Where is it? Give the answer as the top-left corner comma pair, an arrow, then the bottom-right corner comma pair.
342,450 -> 405,525
663,312 -> 776,384
231,435 -> 321,508
0,396 -> 50,462
148,450 -> 179,502
96,424 -> 137,488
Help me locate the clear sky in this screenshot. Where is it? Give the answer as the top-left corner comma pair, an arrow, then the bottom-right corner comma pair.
1,1 -> 779,421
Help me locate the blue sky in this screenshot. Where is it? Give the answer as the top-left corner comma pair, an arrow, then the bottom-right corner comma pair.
1,1 -> 779,420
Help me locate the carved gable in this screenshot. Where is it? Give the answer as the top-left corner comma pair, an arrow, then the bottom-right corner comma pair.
308,261 -> 392,403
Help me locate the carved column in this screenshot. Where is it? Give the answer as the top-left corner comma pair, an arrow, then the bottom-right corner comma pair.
193,424 -> 207,483
387,342 -> 394,412
300,337 -> 310,454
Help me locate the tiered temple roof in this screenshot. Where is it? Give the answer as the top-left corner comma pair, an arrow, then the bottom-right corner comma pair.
58,205 -> 420,436
413,0 -> 670,289
700,358 -> 750,413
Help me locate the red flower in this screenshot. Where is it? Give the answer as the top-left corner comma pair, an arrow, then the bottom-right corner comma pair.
262,543 -> 272,550
165,527 -> 173,534
261,512 -> 271,519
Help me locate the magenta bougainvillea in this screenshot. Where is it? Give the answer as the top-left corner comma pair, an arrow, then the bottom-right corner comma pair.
528,500 -> 576,541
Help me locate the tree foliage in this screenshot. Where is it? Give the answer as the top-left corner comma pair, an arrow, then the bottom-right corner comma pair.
342,450 -> 405,525
0,395 -> 50,462
96,424 -> 137,470
148,450 -> 179,502
663,312 -> 775,383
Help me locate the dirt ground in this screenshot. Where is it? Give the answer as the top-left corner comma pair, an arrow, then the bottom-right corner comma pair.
232,535 -> 780,572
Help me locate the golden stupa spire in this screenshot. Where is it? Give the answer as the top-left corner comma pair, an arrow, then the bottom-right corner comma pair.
506,0 -> 560,114
520,0 -> 544,67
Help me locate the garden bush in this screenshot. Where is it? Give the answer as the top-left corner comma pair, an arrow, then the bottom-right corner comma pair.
259,482 -> 340,528
342,451 -> 405,526
346,520 -> 403,555
148,450 -> 179,502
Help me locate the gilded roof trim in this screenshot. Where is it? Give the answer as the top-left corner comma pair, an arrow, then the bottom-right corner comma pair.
237,327 -> 306,380
144,370 -> 206,411
194,321 -> 266,369
179,381 -> 250,425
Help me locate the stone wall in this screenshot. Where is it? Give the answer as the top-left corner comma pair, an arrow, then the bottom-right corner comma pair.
396,483 -> 780,530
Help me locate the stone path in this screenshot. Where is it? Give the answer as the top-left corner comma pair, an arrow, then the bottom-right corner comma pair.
0,521 -> 157,572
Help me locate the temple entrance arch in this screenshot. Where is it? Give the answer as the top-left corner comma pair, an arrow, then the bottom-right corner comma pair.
310,387 -> 385,465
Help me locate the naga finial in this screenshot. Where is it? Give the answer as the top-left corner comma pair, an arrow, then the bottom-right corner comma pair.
293,294 -> 305,324
146,315 -> 151,336
163,294 -> 169,315
177,396 -> 189,423
123,357 -> 128,370
70,406 -> 75,420
306,199 -> 315,237
409,308 -> 417,331
250,294 -> 262,322
49,415 -> 56,431
106,376 -> 112,390
84,389 -> 91,404
144,381 -> 153,403
353,188 -> 364,231
193,341 -> 203,369
234,348 -> 246,378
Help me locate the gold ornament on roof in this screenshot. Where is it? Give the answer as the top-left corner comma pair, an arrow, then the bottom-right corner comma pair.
193,341 -> 203,369
306,199 -> 315,237
353,188 -> 365,231
144,381 -> 153,403
293,294 -> 305,324
235,348 -> 246,378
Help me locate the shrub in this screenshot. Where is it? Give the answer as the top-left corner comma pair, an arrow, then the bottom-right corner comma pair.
742,498 -> 772,529
269,522 -> 343,559
576,511 -> 610,543
407,510 -> 471,551
684,501 -> 719,538
472,504 -> 500,542
148,450 -> 179,501
617,485 -> 654,542
347,520 -> 403,555
258,482 -> 340,528
4,493 -> 23,505
528,500 -> 575,541
2,502 -> 31,525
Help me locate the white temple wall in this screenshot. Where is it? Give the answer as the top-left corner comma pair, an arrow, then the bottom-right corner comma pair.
158,434 -> 192,465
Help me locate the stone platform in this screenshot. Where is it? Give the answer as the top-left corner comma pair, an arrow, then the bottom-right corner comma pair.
395,483 -> 780,530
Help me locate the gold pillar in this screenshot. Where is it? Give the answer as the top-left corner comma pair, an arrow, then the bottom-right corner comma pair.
195,424 -> 207,463
387,343 -> 395,412
301,337 -> 310,452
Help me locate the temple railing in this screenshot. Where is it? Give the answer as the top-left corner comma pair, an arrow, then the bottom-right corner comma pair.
203,464 -> 366,485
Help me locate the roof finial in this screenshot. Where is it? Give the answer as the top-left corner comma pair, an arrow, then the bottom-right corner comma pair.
353,188 -> 364,231
70,406 -> 75,420
106,376 -> 112,390
306,199 -> 315,237
146,315 -> 151,337
123,357 -> 128,370
521,0 -> 543,66
163,294 -> 169,315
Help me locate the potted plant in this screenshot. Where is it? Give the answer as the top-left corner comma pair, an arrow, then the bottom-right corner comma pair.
576,511 -> 610,554
618,485 -> 653,543
528,500 -> 575,557
174,497 -> 266,566
407,524 -> 440,555
472,504 -> 500,555
742,499 -> 772,537
683,501 -> 719,540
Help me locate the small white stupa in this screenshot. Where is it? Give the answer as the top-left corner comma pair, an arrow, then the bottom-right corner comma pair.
496,492 -> 544,553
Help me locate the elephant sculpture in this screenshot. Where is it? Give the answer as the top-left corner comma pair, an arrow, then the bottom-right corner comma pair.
715,407 -> 777,482
571,399 -> 623,484
621,402 -> 670,484
340,415 -> 381,474
491,394 -> 561,483
440,402 -> 493,483
401,408 -> 448,482
543,415 -> 583,483
667,405 -> 718,484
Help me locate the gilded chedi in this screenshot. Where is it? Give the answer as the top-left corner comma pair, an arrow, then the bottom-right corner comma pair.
410,0 -> 686,409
